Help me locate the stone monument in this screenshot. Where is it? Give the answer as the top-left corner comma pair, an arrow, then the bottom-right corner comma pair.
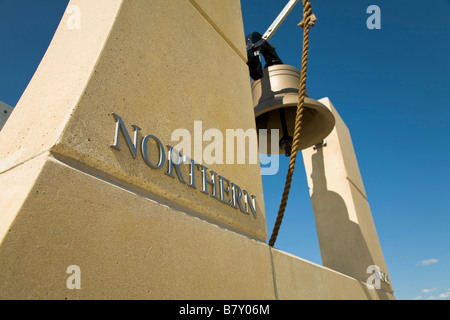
0,0 -> 394,300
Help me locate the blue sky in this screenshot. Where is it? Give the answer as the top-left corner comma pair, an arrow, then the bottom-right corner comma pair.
1,0 -> 449,300
242,0 -> 450,301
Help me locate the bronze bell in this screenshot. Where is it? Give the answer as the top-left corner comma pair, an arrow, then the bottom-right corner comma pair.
252,64 -> 335,156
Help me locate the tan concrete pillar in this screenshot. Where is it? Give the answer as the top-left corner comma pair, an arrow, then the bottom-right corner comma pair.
302,98 -> 394,295
0,0 -> 275,299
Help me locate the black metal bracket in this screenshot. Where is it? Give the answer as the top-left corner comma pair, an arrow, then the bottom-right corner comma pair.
246,32 -> 283,81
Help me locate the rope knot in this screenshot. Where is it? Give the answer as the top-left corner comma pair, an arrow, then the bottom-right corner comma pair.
298,13 -> 317,28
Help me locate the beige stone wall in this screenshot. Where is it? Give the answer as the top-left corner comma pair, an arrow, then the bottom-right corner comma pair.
0,0 -> 393,299
0,0 -> 266,240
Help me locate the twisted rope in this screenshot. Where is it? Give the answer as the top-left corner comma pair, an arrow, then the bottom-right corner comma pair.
268,0 -> 316,247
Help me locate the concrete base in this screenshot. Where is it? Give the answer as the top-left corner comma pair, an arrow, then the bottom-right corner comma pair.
0,151 -> 393,299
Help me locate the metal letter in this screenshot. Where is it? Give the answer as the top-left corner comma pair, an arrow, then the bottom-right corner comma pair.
166,145 -> 186,184
141,134 -> 165,169
232,183 -> 247,214
111,113 -> 141,159
183,155 -> 202,189
219,175 -> 233,206
244,190 -> 257,217
200,165 -> 218,199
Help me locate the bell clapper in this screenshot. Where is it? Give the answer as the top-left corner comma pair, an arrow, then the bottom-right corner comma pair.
278,108 -> 293,157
